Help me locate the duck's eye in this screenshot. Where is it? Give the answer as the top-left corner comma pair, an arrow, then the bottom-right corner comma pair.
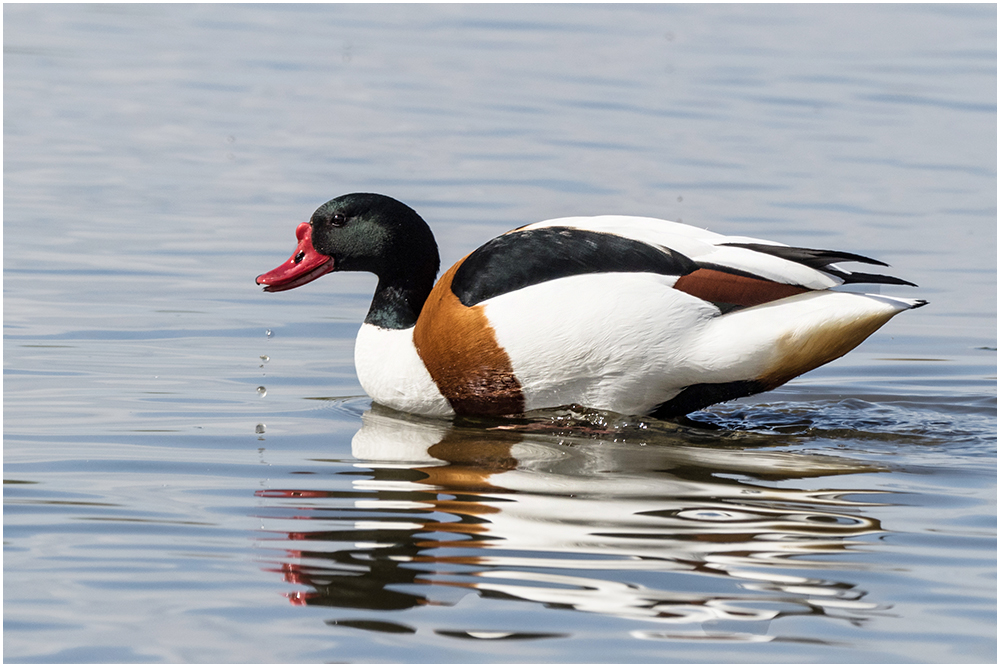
294,251 -> 305,264
331,213 -> 347,227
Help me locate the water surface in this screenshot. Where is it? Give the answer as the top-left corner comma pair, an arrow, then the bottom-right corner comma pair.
4,4 -> 996,663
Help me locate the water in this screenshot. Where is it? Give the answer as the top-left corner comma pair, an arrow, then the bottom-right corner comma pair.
4,4 -> 996,663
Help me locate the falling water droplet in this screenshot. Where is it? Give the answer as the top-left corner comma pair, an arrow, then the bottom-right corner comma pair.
259,355 -> 269,363
265,329 -> 272,339
256,386 -> 267,397
255,423 -> 266,434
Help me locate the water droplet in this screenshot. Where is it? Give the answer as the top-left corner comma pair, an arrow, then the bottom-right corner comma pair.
256,386 -> 267,397
255,423 -> 266,434
259,355 -> 269,363
265,329 -> 272,339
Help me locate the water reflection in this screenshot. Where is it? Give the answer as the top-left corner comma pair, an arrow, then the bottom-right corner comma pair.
257,405 -> 891,643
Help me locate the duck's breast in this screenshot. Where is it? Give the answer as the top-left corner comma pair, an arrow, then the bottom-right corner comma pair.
355,323 -> 454,417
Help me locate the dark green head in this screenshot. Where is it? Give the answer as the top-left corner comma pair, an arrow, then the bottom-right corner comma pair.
309,193 -> 438,279
257,193 -> 440,329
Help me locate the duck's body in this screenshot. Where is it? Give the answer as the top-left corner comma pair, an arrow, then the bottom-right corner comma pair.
257,194 -> 924,418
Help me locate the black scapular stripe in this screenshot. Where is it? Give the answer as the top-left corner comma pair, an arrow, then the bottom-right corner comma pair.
452,227 -> 699,307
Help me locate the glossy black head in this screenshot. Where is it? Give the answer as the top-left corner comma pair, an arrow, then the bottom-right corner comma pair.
256,193 -> 441,329
309,193 -> 439,283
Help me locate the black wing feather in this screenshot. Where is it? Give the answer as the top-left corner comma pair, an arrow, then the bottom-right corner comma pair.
720,242 -> 916,287
452,227 -> 698,307
720,242 -> 889,268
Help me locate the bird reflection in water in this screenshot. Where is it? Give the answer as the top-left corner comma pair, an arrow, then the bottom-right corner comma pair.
256,404 -> 889,643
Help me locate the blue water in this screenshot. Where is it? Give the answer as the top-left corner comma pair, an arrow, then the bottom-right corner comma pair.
4,4 -> 996,663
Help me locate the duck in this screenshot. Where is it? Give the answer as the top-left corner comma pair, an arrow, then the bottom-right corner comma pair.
256,193 -> 925,419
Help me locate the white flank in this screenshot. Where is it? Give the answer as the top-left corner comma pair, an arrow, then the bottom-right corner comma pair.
354,323 -> 454,417
483,272 -> 717,415
483,274 -> 915,416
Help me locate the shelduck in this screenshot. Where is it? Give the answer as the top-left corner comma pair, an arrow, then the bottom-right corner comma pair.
257,193 -> 925,419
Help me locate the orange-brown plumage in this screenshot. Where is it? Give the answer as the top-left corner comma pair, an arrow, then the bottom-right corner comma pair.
673,268 -> 810,308
413,258 -> 525,415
